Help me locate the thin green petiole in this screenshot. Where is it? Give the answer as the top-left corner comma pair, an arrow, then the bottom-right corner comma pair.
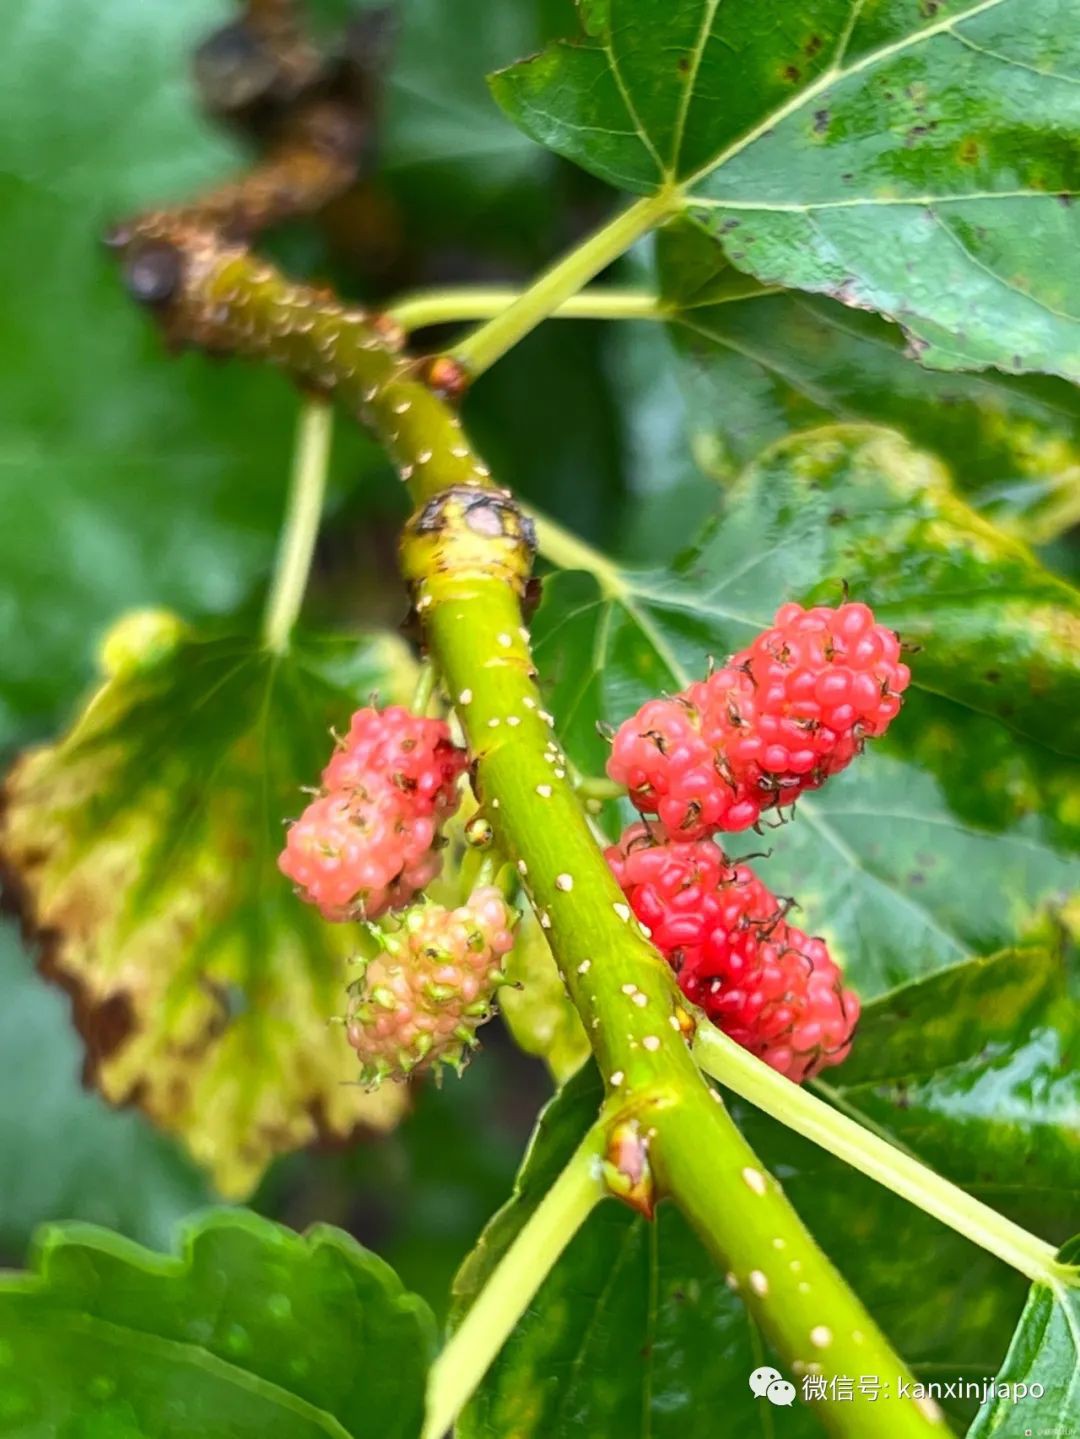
386,285 -> 667,334
411,658 -> 439,716
262,399 -> 333,653
450,190 -> 678,379
575,776 -> 625,802
529,508 -> 627,598
693,1020 -> 1065,1285
422,1127 -> 607,1439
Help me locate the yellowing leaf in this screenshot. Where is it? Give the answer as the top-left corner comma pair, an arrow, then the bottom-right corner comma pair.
1,620 -> 417,1197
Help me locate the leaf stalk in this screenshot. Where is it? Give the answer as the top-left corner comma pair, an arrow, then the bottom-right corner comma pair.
262,398 -> 333,652
450,189 -> 678,378
693,1020 -> 1061,1285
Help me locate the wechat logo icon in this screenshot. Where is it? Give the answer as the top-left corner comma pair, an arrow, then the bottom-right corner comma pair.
749,1366 -> 797,1407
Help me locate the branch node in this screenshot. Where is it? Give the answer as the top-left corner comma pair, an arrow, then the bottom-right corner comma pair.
601,1118 -> 656,1220
414,353 -> 472,402
401,487 -> 537,598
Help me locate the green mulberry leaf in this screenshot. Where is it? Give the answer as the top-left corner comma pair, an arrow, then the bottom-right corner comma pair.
0,1208 -> 435,1439
492,0 -> 1080,381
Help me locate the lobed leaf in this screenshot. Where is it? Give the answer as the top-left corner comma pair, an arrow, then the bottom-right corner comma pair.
533,425 -> 1080,996
492,0 -> 1080,381
0,619 -> 415,1197
0,1208 -> 435,1438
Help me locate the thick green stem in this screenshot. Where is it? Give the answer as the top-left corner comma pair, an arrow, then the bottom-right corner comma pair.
386,285 -> 666,334
401,508 -> 943,1438
450,191 -> 677,377
423,1127 -> 608,1439
657,1089 -> 946,1435
694,1020 -> 1065,1285
262,398 -> 333,651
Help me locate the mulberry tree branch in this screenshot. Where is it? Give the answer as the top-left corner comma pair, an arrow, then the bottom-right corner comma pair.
112,230 -> 944,1436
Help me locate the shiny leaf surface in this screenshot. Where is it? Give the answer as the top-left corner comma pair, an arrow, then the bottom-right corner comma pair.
828,947 -> 1080,1238
0,620 -> 414,1197
492,0 -> 1080,379
657,217 -> 1080,526
0,1209 -> 435,1438
966,1237 -> 1080,1436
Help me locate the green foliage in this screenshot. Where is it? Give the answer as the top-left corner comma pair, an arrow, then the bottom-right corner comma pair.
658,217 -> 1080,528
0,619 -> 415,1196
455,949 -> 1078,1434
492,0 -> 1080,380
830,948 -> 1080,1240
0,0 -> 376,745
0,1209 -> 435,1438
966,1237 -> 1080,1437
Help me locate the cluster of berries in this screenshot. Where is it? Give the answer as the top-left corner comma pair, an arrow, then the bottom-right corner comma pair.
281,705 -> 520,1081
606,825 -> 858,1082
278,705 -> 467,922
607,602 -> 909,839
346,887 -> 515,1085
605,602 -> 907,1081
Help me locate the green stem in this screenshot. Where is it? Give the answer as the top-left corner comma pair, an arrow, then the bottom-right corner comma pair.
529,508 -> 627,597
450,190 -> 678,378
693,1020 -> 1062,1285
411,658 -> 438,716
386,285 -> 666,334
262,399 -> 333,652
575,776 -> 625,802
423,1128 -> 607,1439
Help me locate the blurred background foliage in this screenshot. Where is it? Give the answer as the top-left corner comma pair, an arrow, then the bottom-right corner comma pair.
1,0 -> 1076,1324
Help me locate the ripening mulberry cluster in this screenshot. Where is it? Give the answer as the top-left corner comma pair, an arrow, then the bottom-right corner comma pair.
606,824 -> 858,1083
603,601 -> 907,1080
345,887 -> 516,1084
607,602 -> 909,839
278,705 -> 467,922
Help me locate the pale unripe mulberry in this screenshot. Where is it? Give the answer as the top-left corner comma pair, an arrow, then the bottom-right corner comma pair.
345,887 -> 516,1085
